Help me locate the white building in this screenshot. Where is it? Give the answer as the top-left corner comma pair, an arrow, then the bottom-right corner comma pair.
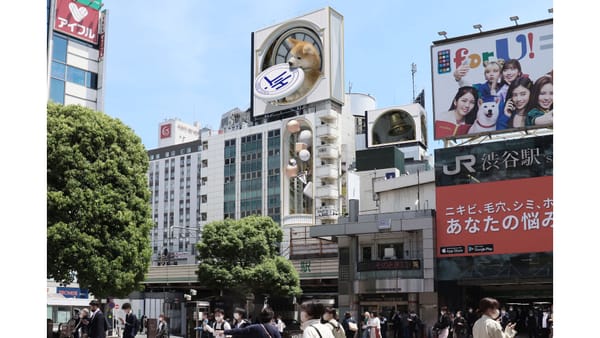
158,118 -> 202,148
47,0 -> 107,111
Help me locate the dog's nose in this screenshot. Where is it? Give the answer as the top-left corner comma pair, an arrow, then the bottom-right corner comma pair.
288,61 -> 293,66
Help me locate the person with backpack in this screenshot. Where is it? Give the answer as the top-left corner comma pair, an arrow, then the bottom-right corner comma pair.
204,308 -> 232,337
322,307 -> 346,338
301,302 -> 334,338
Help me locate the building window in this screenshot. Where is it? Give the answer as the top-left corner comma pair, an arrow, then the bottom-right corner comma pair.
86,72 -> 98,90
51,61 -> 66,80
378,243 -> 404,260
362,246 -> 372,262
201,195 -> 207,203
67,66 -> 86,86
202,141 -> 208,150
52,34 -> 68,63
201,212 -> 207,221
49,78 -> 65,104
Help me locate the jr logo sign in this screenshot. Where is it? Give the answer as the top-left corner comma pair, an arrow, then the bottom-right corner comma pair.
442,155 -> 476,176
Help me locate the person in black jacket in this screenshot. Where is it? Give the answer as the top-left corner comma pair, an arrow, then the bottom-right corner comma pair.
433,306 -> 451,338
452,311 -> 467,338
232,308 -> 251,329
525,309 -> 538,338
465,308 -> 477,338
121,303 -> 138,338
342,312 -> 358,338
222,307 -> 282,338
390,311 -> 402,338
88,300 -> 107,338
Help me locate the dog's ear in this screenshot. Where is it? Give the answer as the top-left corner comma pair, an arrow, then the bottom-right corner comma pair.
478,98 -> 483,107
287,37 -> 300,46
494,96 -> 500,104
302,43 -> 314,55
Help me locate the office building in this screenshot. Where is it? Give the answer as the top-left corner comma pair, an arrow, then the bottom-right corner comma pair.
47,0 -> 107,111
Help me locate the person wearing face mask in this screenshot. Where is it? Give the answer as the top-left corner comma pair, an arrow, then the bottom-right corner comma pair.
472,298 -> 516,338
232,308 -> 250,329
221,307 -> 281,338
301,302 -> 335,338
229,308 -> 250,338
452,311 -> 467,338
466,307 -> 477,338
433,306 -> 452,338
204,308 -> 232,338
499,307 -> 511,330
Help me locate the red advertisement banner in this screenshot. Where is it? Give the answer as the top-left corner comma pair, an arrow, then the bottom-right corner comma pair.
54,0 -> 99,44
436,176 -> 552,257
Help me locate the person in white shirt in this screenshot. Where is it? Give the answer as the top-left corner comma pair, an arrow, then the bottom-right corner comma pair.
204,308 -> 232,338
275,314 -> 286,334
300,302 -> 334,338
472,298 -> 516,338
367,312 -> 381,338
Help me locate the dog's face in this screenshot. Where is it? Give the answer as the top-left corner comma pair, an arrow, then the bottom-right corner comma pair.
287,38 -> 321,71
477,100 -> 499,123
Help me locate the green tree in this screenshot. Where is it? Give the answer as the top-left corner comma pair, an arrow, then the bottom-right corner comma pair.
47,103 -> 153,298
196,215 -> 301,297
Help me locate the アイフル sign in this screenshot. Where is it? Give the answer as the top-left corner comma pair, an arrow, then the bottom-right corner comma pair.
54,0 -> 100,44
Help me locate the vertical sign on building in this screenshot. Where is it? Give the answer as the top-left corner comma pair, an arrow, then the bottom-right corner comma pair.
98,9 -> 107,59
54,0 -> 100,44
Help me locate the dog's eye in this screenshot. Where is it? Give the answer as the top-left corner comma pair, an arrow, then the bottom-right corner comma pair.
297,56 -> 302,60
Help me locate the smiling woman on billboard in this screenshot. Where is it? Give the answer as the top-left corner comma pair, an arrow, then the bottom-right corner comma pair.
526,74 -> 553,126
434,86 -> 479,138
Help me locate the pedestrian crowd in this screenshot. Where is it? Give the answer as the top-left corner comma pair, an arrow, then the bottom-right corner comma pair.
66,297 -> 552,338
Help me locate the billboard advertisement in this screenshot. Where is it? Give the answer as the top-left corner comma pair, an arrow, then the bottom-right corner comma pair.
366,104 -> 427,148
436,176 -> 552,257
434,135 -> 552,257
252,7 -> 344,118
435,135 -> 552,186
54,0 -> 100,44
431,20 -> 552,140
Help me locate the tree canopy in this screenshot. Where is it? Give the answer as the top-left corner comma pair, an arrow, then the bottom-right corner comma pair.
47,103 -> 153,298
196,215 -> 301,297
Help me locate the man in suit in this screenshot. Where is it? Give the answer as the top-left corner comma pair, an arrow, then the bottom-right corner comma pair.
88,299 -> 107,338
121,303 -> 138,338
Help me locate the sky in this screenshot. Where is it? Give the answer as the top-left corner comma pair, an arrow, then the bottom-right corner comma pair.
100,0 -> 555,151
2,1 -> 599,335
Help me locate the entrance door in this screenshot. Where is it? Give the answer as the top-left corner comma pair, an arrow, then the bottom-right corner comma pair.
359,301 -> 408,318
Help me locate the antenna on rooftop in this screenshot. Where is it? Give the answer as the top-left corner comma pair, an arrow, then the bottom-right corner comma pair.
411,63 -> 417,101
